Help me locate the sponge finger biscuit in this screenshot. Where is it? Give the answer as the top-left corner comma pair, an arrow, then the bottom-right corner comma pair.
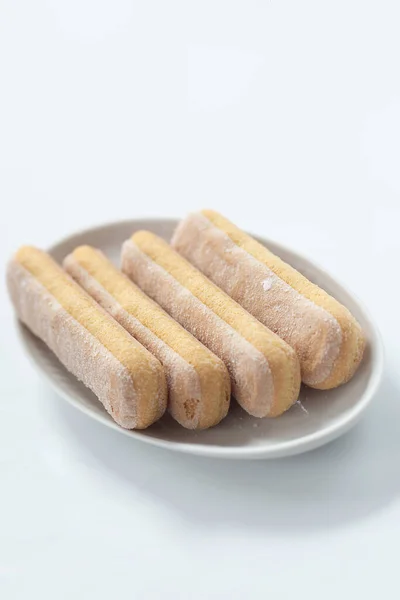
171,210 -> 365,389
64,245 -> 230,429
7,246 -> 167,429
122,232 -> 301,418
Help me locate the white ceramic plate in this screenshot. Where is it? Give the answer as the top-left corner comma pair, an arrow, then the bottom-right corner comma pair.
16,219 -> 383,459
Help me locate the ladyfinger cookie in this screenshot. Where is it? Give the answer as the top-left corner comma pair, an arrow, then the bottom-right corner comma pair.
171,210 -> 366,390
7,246 -> 167,429
64,245 -> 230,430
121,232 -> 301,418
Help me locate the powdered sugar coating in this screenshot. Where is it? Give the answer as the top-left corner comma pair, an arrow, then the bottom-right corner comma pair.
64,255 -> 206,429
7,260 -> 162,429
262,278 -> 273,292
172,213 -> 343,386
122,240 -> 274,418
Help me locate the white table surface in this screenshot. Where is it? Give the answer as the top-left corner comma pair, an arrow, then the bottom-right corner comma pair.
1,2 -> 399,598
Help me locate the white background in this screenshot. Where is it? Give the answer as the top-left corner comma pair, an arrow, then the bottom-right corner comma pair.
1,1 -> 399,598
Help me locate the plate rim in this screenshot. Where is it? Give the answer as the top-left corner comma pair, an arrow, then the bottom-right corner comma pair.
16,217 -> 385,459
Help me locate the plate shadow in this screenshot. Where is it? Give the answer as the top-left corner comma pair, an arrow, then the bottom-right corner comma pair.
45,373 -> 399,535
